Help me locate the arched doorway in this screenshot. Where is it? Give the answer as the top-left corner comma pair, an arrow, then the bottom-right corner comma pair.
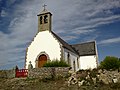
38,54 -> 47,68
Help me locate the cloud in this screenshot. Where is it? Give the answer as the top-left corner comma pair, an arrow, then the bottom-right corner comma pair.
61,35 -> 78,41
4,0 -> 16,7
98,37 -> 120,45
73,15 -> 120,31
72,28 -> 96,34
0,10 -> 7,17
51,0 -> 120,42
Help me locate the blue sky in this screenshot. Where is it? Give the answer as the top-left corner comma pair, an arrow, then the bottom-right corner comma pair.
0,0 -> 120,69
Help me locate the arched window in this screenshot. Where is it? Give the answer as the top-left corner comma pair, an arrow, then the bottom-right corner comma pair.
40,16 -> 42,24
44,15 -> 48,23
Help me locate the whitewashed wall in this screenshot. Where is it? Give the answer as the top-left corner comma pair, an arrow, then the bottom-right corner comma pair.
63,48 -> 79,71
26,31 -> 61,69
79,55 -> 97,70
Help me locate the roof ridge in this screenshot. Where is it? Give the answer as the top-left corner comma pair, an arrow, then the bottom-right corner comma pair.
51,31 -> 78,55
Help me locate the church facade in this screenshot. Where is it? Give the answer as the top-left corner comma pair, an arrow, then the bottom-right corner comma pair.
25,8 -> 98,71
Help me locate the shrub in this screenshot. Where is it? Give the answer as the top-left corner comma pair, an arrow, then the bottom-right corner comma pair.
43,60 -> 69,67
100,56 -> 120,70
119,58 -> 120,66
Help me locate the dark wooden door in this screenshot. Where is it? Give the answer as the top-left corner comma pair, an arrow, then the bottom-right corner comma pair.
38,54 -> 47,68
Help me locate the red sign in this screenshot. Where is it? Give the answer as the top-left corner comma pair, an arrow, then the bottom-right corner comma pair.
16,69 -> 28,77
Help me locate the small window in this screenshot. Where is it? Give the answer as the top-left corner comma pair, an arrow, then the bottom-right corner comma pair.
77,58 -> 79,68
40,16 -> 42,24
67,52 -> 70,64
73,61 -> 76,71
44,15 -> 48,23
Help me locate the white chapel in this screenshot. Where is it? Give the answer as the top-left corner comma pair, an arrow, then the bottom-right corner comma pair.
25,7 -> 98,71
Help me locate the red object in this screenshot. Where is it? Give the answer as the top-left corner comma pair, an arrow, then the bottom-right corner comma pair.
16,69 -> 28,77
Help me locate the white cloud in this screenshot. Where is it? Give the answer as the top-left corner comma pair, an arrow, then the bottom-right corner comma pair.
51,0 -> 120,38
0,10 -> 7,17
74,15 -> 120,31
72,28 -> 96,34
62,35 -> 78,41
98,37 -> 120,45
9,18 -> 18,28
5,0 -> 16,7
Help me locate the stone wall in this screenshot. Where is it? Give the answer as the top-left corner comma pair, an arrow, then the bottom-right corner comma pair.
28,67 -> 69,79
0,67 -> 69,79
0,70 -> 15,78
1,67 -> 119,84
74,69 -> 120,85
98,69 -> 120,84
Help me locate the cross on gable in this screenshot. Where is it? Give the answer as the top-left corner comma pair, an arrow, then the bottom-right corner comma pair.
43,4 -> 47,11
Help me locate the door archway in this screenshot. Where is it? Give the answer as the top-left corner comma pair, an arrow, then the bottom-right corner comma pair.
38,54 -> 47,68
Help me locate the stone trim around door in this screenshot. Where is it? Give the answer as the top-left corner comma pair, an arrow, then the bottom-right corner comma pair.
35,51 -> 50,68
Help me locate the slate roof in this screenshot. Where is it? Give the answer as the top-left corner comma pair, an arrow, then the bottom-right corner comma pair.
71,41 -> 96,56
51,31 -> 78,54
51,31 -> 96,56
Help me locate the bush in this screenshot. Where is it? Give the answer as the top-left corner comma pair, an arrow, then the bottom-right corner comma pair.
43,60 -> 69,67
119,58 -> 120,65
100,56 -> 120,70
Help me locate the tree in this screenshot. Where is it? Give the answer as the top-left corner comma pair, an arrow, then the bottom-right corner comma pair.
100,56 -> 120,70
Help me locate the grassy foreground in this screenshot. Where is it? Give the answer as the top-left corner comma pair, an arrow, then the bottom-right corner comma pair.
0,78 -> 120,90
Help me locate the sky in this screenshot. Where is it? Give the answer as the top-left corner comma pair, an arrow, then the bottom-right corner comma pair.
0,0 -> 120,70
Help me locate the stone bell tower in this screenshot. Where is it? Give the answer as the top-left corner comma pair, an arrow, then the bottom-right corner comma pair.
37,5 -> 52,32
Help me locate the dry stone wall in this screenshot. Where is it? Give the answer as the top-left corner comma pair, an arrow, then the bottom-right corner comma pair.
98,69 -> 120,84
0,70 -> 15,78
0,67 -> 120,84
28,67 -> 69,79
72,69 -> 120,86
